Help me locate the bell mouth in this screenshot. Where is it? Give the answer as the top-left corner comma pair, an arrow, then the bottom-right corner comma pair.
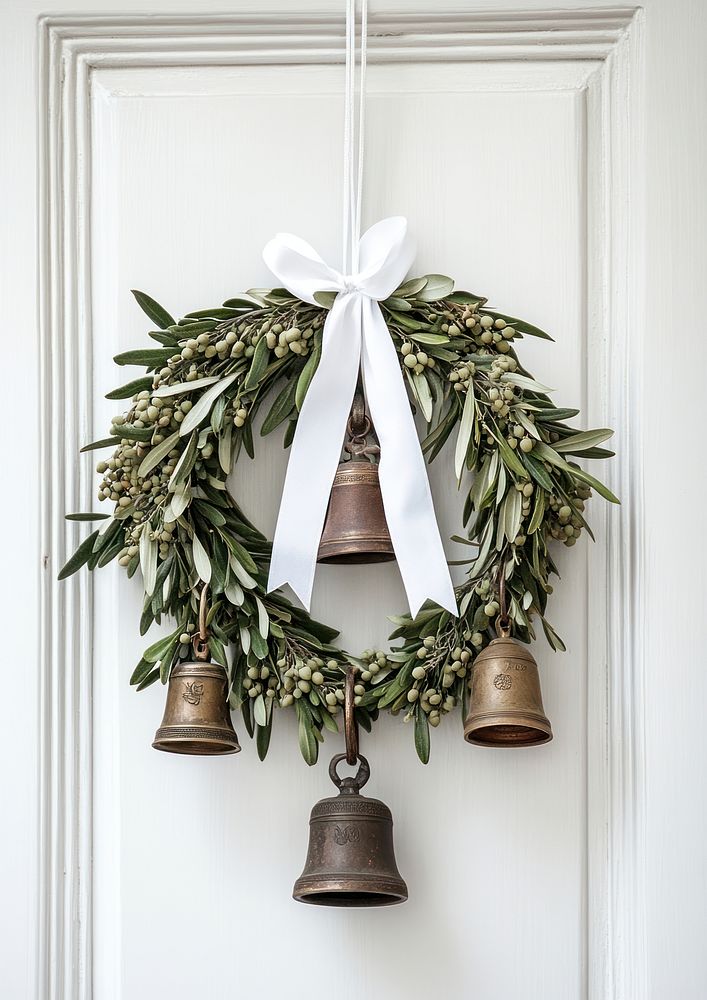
293,888 -> 407,907
317,549 -> 396,565
152,726 -> 241,755
465,723 -> 552,747
152,739 -> 240,755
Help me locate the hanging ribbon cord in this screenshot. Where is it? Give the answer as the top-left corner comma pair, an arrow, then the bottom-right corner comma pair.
342,0 -> 368,273
262,2 -> 457,618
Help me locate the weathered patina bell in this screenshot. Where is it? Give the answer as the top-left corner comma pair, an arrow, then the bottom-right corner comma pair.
152,660 -> 241,755
152,586 -> 240,755
317,384 -> 394,565
318,460 -> 394,564
293,753 -> 408,906
464,619 -> 552,748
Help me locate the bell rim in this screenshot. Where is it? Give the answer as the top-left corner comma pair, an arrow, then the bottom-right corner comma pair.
317,544 -> 396,564
152,724 -> 241,755
292,875 -> 408,906
464,711 -> 553,747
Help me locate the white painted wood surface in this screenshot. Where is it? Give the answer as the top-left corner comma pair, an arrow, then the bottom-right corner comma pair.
2,3 -> 706,999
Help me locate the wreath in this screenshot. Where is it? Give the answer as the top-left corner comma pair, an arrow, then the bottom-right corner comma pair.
61,275 -> 618,763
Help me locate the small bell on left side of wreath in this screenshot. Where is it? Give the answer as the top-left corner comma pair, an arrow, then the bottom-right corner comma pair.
152,585 -> 240,756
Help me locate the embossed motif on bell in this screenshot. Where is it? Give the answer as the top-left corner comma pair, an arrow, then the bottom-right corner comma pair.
463,635 -> 552,747
293,754 -> 408,906
317,460 -> 395,564
152,661 -> 241,755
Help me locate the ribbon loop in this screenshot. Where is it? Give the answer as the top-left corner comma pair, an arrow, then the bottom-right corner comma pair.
263,217 -> 457,618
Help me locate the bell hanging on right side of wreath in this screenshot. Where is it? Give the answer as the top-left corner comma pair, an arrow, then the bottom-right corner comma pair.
463,620 -> 552,748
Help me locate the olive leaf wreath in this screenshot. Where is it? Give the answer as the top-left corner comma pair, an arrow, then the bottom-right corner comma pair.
61,275 -> 618,764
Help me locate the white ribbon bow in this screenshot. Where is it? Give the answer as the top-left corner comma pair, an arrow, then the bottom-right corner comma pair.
263,216 -> 457,618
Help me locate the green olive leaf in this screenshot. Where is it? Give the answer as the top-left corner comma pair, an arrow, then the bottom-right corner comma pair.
455,384 -> 476,483
243,335 -> 271,391
80,436 -> 121,453
411,371 -> 433,423
57,530 -> 100,579
191,533 -> 212,584
416,274 -> 454,302
261,378 -> 297,436
414,709 -> 430,764
295,333 -> 322,411
139,529 -> 158,595
553,428 -> 614,453
131,289 -> 175,330
137,431 -> 180,479
153,376 -> 220,398
105,376 -> 154,400
502,373 -> 555,395
113,348 -> 173,368
255,595 -> 269,639
180,374 -> 238,437
253,693 -> 267,727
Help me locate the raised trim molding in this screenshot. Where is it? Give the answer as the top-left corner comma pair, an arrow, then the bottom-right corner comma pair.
37,8 -> 645,999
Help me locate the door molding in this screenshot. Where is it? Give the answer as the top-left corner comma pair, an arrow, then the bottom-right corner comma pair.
37,8 -> 645,998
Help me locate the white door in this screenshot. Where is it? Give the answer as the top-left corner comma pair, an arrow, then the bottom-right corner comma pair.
4,3 -> 706,999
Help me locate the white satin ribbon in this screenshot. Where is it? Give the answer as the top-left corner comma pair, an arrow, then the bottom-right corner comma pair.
264,216 -> 457,617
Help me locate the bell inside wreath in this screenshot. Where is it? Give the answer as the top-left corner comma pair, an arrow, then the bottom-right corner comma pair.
317,460 -> 395,564
464,623 -> 552,748
293,753 -> 408,906
152,659 -> 241,756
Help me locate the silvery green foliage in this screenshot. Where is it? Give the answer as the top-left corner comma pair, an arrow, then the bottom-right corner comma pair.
62,279 -> 617,763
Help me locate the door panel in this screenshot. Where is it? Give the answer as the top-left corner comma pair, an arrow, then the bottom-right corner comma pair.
91,59 -> 587,1000
11,5 -> 707,1000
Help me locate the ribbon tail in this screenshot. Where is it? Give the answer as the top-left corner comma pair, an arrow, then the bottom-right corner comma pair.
267,294 -> 362,609
360,299 -> 458,618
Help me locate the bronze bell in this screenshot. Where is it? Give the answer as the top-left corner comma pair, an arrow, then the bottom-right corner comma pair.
317,384 -> 395,565
318,461 -> 394,564
152,660 -> 241,755
152,585 -> 240,755
464,621 -> 552,748
293,753 -> 408,906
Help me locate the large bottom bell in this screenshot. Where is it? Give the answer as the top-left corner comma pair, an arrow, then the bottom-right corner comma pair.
464,634 -> 552,747
293,754 -> 408,906
152,660 -> 241,755
317,461 -> 395,564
